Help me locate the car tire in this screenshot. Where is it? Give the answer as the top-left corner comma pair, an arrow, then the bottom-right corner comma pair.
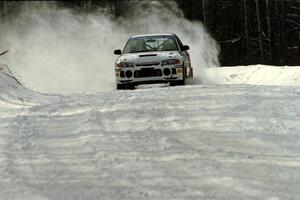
126,84 -> 136,90
117,84 -> 136,90
117,84 -> 126,90
170,80 -> 185,86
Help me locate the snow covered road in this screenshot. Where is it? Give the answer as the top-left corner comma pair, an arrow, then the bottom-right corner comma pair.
1,70 -> 300,199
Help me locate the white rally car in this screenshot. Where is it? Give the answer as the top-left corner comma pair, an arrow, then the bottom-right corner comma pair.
114,33 -> 193,90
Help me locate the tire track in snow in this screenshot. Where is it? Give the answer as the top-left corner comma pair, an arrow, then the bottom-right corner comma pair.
1,85 -> 300,199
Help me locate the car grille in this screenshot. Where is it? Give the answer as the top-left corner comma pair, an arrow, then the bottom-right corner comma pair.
134,68 -> 162,78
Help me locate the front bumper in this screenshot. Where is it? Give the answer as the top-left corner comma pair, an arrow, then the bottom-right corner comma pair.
115,65 -> 184,85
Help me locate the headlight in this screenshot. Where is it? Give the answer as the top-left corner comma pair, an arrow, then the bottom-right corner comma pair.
116,62 -> 134,68
161,59 -> 181,66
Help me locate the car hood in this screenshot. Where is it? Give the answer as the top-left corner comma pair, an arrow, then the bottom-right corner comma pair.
118,51 -> 182,64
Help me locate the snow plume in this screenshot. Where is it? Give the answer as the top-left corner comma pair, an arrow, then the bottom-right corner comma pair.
0,1 -> 219,94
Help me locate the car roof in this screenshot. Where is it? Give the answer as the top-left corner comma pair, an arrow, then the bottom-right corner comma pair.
130,33 -> 175,38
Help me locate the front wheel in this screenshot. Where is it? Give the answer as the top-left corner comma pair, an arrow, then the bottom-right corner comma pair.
170,80 -> 185,86
170,66 -> 186,86
117,84 -> 125,90
117,84 -> 136,90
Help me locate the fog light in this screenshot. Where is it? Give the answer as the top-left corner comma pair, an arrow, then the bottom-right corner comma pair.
125,70 -> 133,78
177,68 -> 183,74
163,68 -> 171,76
172,68 -> 176,74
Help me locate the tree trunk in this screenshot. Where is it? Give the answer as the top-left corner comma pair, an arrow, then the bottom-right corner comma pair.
255,0 -> 264,63
3,1 -> 7,17
280,0 -> 287,65
242,0 -> 249,63
25,0 -> 29,16
83,0 -> 86,16
265,0 -> 271,41
115,0 -> 126,17
202,0 -> 207,26
83,0 -> 91,16
274,0 -> 281,65
265,0 -> 271,64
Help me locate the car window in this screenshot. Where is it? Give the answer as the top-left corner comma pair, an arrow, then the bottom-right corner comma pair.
123,36 -> 179,53
175,35 -> 184,49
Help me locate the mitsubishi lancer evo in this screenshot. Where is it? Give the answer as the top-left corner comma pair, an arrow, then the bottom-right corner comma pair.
114,33 -> 193,90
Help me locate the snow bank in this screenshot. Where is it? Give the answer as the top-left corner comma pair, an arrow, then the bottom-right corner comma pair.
0,69 -> 30,103
0,69 -> 60,111
204,65 -> 300,86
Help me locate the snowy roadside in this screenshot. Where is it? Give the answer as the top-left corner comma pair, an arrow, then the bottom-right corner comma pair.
204,65 -> 300,86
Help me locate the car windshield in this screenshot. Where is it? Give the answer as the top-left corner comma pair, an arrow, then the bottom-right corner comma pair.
123,35 -> 179,53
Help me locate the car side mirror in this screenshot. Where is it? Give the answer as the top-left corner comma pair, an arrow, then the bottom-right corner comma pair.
114,49 -> 122,55
181,45 -> 190,51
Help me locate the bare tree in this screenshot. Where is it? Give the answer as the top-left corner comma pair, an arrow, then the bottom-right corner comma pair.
202,0 -> 207,26
255,0 -> 264,63
265,0 -> 271,41
83,0 -> 92,16
115,0 -> 126,17
2,1 -> 7,17
242,0 -> 249,61
280,0 -> 288,65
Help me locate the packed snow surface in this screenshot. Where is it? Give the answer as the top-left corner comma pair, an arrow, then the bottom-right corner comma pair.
1,65 -> 300,199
